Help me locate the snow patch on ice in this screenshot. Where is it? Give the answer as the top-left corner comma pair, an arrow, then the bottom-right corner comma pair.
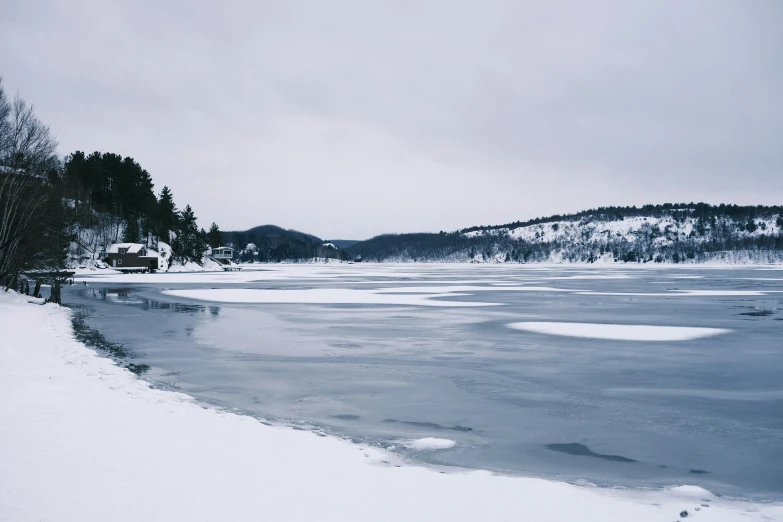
164,288 -> 500,307
507,322 -> 730,341
668,485 -> 714,497
579,289 -> 776,297
402,438 -> 458,450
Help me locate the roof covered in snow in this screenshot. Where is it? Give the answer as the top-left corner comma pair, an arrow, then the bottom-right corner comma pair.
107,243 -> 146,254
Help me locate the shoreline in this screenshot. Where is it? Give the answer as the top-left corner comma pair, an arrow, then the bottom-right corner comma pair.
69,261 -> 783,281
2,290 -> 782,521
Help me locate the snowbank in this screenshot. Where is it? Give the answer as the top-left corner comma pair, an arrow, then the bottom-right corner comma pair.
156,241 -> 229,272
154,240 -> 172,271
2,292 -> 782,521
1,288 -> 46,305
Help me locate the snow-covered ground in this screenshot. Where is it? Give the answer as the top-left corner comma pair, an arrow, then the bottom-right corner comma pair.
2,290 -> 782,521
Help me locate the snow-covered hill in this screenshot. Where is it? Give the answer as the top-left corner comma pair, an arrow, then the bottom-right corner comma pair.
349,205 -> 783,264
469,215 -> 780,245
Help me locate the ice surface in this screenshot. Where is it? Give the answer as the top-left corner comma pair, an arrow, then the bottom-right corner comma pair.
63,264 -> 783,494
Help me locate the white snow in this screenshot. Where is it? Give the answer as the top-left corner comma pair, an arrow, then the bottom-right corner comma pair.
470,215 -> 783,247
377,285 -> 569,294
155,240 -> 173,271
508,322 -> 730,341
10,290 -> 47,305
668,485 -> 716,497
580,290 -> 776,297
106,242 -> 146,254
162,283 -> 578,307
1,291 -> 781,521
164,287 -> 500,307
459,214 -> 783,264
165,256 -> 225,272
403,438 -> 458,450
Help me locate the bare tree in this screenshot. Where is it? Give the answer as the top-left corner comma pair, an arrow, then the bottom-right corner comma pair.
0,78 -> 60,287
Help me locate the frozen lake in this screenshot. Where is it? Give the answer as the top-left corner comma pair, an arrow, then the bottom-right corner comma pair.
64,264 -> 783,500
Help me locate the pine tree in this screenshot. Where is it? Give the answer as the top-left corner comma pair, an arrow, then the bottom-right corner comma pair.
124,216 -> 140,243
207,222 -> 223,248
156,186 -> 177,243
176,205 -> 204,262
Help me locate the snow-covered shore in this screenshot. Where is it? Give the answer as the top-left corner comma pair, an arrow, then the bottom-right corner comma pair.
1,291 -> 781,522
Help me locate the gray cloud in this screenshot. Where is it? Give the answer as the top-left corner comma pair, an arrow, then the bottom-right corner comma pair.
2,0 -> 781,239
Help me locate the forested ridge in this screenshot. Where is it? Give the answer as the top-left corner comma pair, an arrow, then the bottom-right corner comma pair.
223,224 -> 346,263
348,204 -> 783,264
460,203 -> 783,234
62,151 -> 224,262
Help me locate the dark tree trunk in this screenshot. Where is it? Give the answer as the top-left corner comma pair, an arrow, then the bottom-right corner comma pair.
48,279 -> 62,304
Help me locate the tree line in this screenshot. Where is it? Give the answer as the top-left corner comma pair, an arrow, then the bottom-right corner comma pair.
224,225 -> 346,263
0,78 -> 222,291
61,151 -> 223,261
461,203 -> 783,234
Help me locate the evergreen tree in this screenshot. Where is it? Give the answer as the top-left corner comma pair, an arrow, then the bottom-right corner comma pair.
207,222 -> 223,248
124,216 -> 140,243
156,186 -> 177,243
176,205 -> 204,262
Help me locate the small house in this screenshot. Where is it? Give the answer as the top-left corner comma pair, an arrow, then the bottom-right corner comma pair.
106,243 -> 159,272
212,246 -> 233,260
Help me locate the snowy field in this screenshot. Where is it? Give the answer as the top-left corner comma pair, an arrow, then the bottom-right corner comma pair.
3,264 -> 783,521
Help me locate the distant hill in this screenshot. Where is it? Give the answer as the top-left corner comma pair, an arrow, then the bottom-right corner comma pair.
224,225 -> 346,262
347,203 -> 783,264
223,204 -> 783,264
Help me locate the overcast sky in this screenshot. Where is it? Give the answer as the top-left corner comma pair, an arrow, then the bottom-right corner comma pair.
2,1 -> 781,239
